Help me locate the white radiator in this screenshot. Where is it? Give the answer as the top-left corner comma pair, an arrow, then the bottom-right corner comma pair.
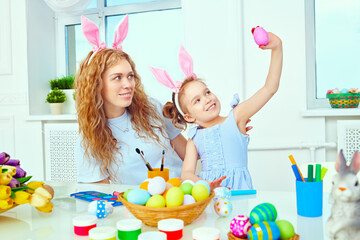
337,120 -> 360,161
44,123 -> 79,181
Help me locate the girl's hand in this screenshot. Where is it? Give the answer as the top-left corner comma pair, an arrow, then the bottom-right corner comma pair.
260,32 -> 282,51
209,176 -> 226,190
245,119 -> 253,136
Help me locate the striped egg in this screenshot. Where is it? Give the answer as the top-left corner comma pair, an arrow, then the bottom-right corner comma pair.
247,221 -> 280,240
249,203 -> 277,224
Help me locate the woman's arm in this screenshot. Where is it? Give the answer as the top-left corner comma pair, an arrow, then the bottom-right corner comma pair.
234,32 -> 283,134
170,133 -> 187,161
181,139 -> 203,183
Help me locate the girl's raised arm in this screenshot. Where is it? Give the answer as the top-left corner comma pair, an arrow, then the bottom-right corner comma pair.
234,32 -> 283,134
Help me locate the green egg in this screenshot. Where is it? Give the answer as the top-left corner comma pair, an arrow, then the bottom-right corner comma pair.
179,182 -> 193,195
165,187 -> 184,207
275,220 -> 295,239
123,189 -> 133,201
146,195 -> 166,207
191,184 -> 209,202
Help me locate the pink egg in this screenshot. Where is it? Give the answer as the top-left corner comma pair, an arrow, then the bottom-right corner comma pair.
252,26 -> 269,46
230,215 -> 251,238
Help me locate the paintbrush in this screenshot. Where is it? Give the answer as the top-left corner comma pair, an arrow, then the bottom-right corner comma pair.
135,148 -> 153,171
160,150 -> 165,171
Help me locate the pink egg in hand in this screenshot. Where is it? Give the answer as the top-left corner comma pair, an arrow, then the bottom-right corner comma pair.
230,215 -> 251,238
252,26 -> 269,46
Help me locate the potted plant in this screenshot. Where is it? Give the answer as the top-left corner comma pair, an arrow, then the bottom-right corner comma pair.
46,88 -> 67,115
49,75 -> 75,114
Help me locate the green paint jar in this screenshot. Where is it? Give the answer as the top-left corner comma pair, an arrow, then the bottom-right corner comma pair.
117,219 -> 142,240
89,226 -> 116,240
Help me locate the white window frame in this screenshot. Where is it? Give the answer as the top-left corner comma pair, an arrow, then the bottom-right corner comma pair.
55,0 -> 181,76
305,0 -> 329,109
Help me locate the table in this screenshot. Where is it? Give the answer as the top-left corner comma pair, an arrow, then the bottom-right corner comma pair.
0,182 -> 331,240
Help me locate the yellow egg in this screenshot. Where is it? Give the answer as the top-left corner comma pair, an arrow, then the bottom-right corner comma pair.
192,184 -> 209,202
165,187 -> 184,207
146,195 -> 166,208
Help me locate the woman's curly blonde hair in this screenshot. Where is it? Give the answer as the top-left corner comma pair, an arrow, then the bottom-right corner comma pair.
75,48 -> 167,181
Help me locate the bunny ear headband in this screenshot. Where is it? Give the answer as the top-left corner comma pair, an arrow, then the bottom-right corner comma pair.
149,45 -> 197,116
81,15 -> 129,64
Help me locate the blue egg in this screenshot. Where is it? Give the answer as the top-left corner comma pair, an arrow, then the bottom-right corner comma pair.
126,189 -> 151,205
250,203 -> 277,224
213,187 -> 231,201
341,88 -> 348,94
247,221 -> 280,240
195,180 -> 210,194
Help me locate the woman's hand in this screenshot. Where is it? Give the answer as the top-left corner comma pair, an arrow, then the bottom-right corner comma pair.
209,176 -> 226,190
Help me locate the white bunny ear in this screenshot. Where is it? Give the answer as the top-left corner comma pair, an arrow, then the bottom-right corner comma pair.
335,149 -> 348,173
350,151 -> 360,174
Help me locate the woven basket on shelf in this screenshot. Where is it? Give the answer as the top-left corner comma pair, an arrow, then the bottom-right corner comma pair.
227,231 -> 300,240
326,93 -> 360,108
118,191 -> 214,227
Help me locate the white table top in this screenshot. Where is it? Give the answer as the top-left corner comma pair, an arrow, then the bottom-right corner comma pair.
0,182 -> 331,240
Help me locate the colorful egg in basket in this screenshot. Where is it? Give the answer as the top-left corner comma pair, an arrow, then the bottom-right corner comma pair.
118,191 -> 214,227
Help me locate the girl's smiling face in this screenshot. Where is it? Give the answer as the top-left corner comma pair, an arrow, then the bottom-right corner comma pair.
101,59 -> 135,118
181,81 -> 221,126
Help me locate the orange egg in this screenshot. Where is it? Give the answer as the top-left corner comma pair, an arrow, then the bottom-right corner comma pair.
162,189 -> 170,199
139,181 -> 149,191
167,178 -> 181,187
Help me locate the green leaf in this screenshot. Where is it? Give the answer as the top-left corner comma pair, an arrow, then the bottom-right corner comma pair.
16,176 -> 32,184
10,191 -> 15,198
1,168 -> 8,173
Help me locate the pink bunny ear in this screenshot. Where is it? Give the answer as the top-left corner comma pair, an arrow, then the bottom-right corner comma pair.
81,16 -> 106,53
335,149 -> 348,173
149,67 -> 182,93
178,45 -> 197,78
112,15 -> 129,50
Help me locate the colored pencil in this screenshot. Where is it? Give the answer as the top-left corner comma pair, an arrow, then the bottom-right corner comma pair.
288,155 -> 305,182
307,164 -> 314,182
320,167 -> 328,181
315,164 -> 321,182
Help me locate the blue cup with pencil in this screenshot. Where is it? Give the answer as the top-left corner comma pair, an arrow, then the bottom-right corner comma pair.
289,155 -> 327,217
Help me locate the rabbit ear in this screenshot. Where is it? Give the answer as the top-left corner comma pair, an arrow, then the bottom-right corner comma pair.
112,15 -> 129,50
178,45 -> 197,79
81,16 -> 106,53
149,67 -> 182,93
349,151 -> 360,174
335,149 -> 348,173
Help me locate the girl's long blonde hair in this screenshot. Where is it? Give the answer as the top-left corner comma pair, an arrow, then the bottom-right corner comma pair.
75,48 -> 167,181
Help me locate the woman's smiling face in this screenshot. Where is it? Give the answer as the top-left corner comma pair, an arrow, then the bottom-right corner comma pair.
101,59 -> 135,118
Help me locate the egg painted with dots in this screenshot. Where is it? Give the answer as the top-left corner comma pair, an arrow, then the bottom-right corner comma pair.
88,200 -> 114,219
247,221 -> 280,240
249,203 -> 277,224
230,215 -> 251,238
214,198 -> 232,217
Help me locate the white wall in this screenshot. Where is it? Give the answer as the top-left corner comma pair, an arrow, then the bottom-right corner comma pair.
1,0 -> 357,190
0,0 -> 43,179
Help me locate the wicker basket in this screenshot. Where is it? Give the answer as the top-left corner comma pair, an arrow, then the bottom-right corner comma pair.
118,191 -> 214,227
227,231 -> 300,240
326,93 -> 360,108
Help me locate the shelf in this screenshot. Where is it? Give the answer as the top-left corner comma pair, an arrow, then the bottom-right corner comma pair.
302,108 -> 360,117
26,114 -> 77,121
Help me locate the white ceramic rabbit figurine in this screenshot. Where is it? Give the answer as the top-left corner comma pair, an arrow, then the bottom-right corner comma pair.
325,150 -> 360,239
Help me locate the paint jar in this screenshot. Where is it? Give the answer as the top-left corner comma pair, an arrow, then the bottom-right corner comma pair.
138,231 -> 167,240
148,168 -> 169,181
117,219 -> 142,240
158,218 -> 184,240
73,215 -> 97,236
89,226 -> 116,240
192,227 -> 220,240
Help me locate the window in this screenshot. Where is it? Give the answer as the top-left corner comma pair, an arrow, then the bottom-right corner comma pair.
305,0 -> 360,109
58,0 -> 182,104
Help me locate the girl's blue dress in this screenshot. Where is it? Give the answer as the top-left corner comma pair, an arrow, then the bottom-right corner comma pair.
188,94 -> 254,190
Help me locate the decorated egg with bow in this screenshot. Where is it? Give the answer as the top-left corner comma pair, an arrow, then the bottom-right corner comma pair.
214,198 -> 232,217
213,187 -> 231,201
88,200 -> 114,219
230,215 -> 251,238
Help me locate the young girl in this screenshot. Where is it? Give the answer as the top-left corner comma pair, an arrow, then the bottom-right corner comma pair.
150,31 -> 282,190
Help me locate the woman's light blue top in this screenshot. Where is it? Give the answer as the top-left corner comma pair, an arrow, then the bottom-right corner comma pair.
76,98 -> 183,185
188,94 -> 253,190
